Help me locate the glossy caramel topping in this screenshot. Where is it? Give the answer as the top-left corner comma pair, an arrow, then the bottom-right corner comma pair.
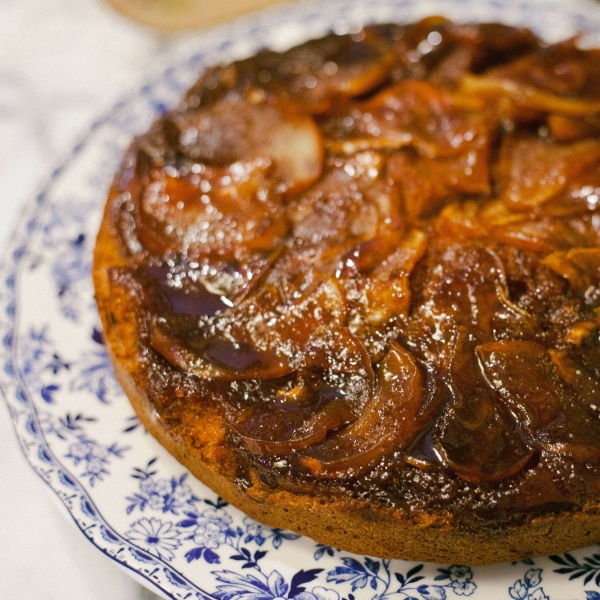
109,19 -> 600,487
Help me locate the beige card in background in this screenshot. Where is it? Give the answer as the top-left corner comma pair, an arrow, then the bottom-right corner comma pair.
104,0 -> 294,31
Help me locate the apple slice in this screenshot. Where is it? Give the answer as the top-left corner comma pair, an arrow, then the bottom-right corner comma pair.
299,342 -> 425,479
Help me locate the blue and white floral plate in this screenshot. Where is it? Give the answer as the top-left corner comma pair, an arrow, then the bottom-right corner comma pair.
4,0 -> 600,598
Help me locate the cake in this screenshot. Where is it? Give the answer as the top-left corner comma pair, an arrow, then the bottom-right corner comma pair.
93,17 -> 600,565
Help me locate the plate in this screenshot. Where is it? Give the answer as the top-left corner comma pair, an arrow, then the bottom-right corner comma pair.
3,0 -> 600,598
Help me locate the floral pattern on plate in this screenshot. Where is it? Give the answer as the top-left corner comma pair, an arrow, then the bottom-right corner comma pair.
3,0 -> 600,598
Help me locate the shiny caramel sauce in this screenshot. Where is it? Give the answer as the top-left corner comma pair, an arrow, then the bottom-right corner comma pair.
108,18 -> 600,523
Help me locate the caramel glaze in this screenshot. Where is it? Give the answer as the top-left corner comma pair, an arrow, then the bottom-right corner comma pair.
106,18 -> 600,528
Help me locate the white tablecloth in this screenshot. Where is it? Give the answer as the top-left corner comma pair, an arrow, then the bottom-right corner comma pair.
0,0 -> 203,597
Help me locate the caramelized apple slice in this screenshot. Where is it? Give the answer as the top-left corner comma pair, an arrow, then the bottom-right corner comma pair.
477,340 -> 600,460
284,30 -> 396,110
387,148 -> 491,219
325,80 -> 493,159
496,136 -> 600,211
564,320 -> 600,347
435,331 -> 533,483
289,153 -> 399,249
542,247 -> 600,296
149,323 -> 293,381
490,215 -> 600,254
341,229 -> 427,360
362,228 -> 428,323
462,41 -> 600,116
233,398 -> 357,455
343,229 -> 427,313
184,30 -> 396,115
320,81 -> 494,220
548,114 -> 600,142
375,19 -> 537,85
435,201 -> 482,240
240,30 -> 396,113
299,342 -> 424,479
407,243 -> 534,370
168,97 -> 323,193
305,328 -> 374,384
136,163 -> 287,259
150,275 -> 347,381
428,23 -> 539,85
542,162 -> 600,216
550,348 -> 600,413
